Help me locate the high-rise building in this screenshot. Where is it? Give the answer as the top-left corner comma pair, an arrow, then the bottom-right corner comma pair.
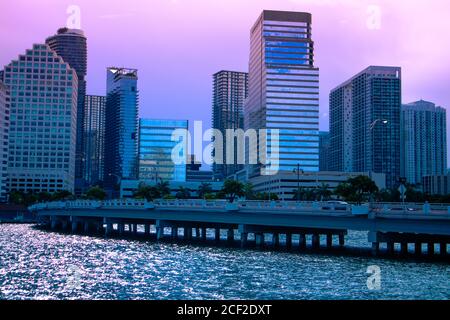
244,10 -> 320,174
319,131 -> 330,171
46,27 -> 87,192
401,100 -> 447,185
0,80 -> 9,202
83,95 -> 106,186
139,119 -> 188,182
2,44 -> 78,193
104,67 -> 139,187
212,70 -> 248,179
329,66 -> 401,188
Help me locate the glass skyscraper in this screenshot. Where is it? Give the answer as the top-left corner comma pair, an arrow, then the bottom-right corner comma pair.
2,44 -> 78,193
319,131 -> 330,172
244,10 -> 320,174
401,100 -> 447,185
212,70 -> 248,179
330,66 -> 401,188
83,95 -> 106,186
0,80 -> 9,202
139,119 -> 188,182
46,28 -> 87,192
104,68 -> 139,186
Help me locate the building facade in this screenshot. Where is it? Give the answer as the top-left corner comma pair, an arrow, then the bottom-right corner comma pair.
104,67 -> 139,187
139,119 -> 188,182
319,131 -> 330,171
422,174 -> 450,195
83,95 -> 106,186
0,81 -> 9,202
241,171 -> 386,201
244,10 -> 320,175
46,28 -> 87,192
212,70 -> 248,179
3,44 -> 78,193
401,100 -> 447,185
329,66 -> 401,188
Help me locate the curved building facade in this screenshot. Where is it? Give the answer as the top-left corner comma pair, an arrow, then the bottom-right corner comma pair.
46,28 -> 87,192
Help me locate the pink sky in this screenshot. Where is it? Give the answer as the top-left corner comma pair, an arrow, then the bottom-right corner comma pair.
1,0 -> 450,136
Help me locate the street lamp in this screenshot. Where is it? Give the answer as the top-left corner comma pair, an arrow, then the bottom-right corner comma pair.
370,119 -> 388,130
369,119 -> 388,201
293,164 -> 304,201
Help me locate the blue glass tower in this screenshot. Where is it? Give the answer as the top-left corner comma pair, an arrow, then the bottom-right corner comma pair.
244,10 -> 320,174
139,119 -> 188,182
104,68 -> 139,187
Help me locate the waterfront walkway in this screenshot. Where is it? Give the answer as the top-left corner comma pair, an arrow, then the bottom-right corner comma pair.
30,199 -> 450,258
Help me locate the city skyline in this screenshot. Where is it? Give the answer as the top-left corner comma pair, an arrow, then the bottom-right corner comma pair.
1,1 -> 449,149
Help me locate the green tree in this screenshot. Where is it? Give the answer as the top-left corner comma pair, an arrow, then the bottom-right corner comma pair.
198,182 -> 213,200
335,176 -> 378,204
86,186 -> 107,200
243,183 -> 255,200
51,190 -> 73,201
133,183 -> 160,201
317,183 -> 332,201
175,187 -> 191,199
221,179 -> 245,203
156,181 -> 170,197
9,191 -> 24,205
37,192 -> 52,202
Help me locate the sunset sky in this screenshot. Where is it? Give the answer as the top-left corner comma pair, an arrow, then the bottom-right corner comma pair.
1,0 -> 449,136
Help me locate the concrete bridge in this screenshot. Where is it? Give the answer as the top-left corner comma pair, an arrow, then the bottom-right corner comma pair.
29,199 -> 450,258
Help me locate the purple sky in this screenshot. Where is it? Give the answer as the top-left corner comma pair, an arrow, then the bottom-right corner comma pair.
1,0 -> 450,137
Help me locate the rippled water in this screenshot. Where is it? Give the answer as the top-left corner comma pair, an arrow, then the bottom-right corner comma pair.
0,224 -> 449,300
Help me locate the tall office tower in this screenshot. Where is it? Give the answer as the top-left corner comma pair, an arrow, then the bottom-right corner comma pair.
2,44 -> 78,193
104,67 -> 139,188
329,66 -> 401,188
244,10 -> 320,174
139,119 -> 188,182
83,95 -> 106,186
0,80 -> 9,202
319,131 -> 330,171
46,28 -> 87,192
212,70 -> 248,179
401,100 -> 447,184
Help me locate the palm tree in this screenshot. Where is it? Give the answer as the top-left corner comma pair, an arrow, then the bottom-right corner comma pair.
317,183 -> 332,201
221,179 -> 245,203
198,182 -> 212,199
176,187 -> 191,199
156,181 -> 170,197
243,183 -> 255,200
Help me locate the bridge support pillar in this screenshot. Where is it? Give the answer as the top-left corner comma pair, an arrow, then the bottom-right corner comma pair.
415,242 -> 422,255
156,227 -> 164,241
286,233 -> 292,249
171,227 -> 178,240
240,233 -> 248,248
299,234 -> 306,250
401,242 -> 408,255
227,229 -> 234,243
104,220 -> 113,237
50,217 -> 57,230
133,224 -> 138,236
428,243 -> 435,255
62,220 -> 69,231
326,234 -> 333,249
84,222 -> 89,234
312,234 -> 320,250
371,242 -> 379,256
440,243 -> 447,256
184,227 -> 192,241
215,228 -> 221,242
71,221 -> 78,233
387,241 -> 395,255
201,228 -> 207,241
118,223 -> 124,236
144,224 -> 150,236
195,228 -> 200,239
272,233 -> 279,248
338,233 -> 345,248
255,233 -> 264,248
